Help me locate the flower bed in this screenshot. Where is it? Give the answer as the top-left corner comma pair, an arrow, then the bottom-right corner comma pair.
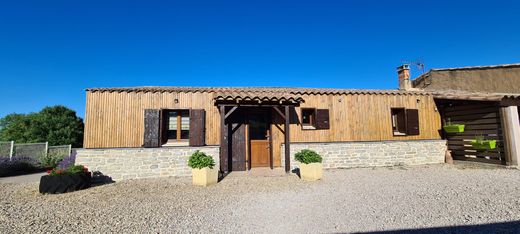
0,157 -> 42,177
39,164 -> 91,194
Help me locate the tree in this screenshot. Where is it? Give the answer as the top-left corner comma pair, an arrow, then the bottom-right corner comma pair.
0,106 -> 84,147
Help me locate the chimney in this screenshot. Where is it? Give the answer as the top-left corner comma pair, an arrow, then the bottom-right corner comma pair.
397,64 -> 412,90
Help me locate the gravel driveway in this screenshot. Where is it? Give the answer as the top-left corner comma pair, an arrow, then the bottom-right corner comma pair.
1,164 -> 519,233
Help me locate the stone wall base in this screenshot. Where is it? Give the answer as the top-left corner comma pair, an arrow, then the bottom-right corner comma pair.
76,146 -> 219,181
282,140 -> 447,170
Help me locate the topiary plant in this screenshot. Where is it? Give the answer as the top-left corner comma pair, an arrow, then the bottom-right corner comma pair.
188,150 -> 215,169
294,149 -> 323,164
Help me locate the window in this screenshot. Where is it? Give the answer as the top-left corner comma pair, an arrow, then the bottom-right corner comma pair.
167,110 -> 190,141
301,108 -> 316,129
391,108 -> 406,135
391,108 -> 420,136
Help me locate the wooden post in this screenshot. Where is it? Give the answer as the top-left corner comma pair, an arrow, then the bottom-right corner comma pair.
500,106 -> 520,167
219,105 -> 226,172
9,141 -> 14,161
284,105 -> 290,173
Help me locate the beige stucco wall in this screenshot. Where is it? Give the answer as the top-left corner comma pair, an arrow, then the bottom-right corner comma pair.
413,67 -> 520,93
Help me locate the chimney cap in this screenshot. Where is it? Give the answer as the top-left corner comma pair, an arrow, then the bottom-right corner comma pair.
397,64 -> 410,71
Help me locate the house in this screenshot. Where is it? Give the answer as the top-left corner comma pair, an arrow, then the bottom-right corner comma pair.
76,64 -> 520,180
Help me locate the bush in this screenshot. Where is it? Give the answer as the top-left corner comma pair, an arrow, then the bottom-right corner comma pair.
39,152 -> 65,168
0,157 -> 39,177
57,154 -> 76,169
188,150 -> 215,169
294,149 -> 323,164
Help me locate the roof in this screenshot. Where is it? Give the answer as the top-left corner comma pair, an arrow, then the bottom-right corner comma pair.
86,86 -> 520,103
85,86 -> 430,96
431,90 -> 520,102
429,63 -> 520,72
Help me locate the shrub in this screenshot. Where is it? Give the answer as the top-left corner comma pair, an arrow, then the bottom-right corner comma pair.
0,157 -> 39,177
294,149 -> 323,164
57,154 -> 76,169
40,152 -> 65,168
188,150 -> 215,169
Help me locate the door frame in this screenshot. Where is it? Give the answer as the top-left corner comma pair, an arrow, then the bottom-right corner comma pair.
246,107 -> 273,169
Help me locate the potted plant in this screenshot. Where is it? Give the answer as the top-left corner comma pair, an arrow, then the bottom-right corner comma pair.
443,119 -> 465,133
188,150 -> 218,187
295,149 -> 323,181
39,164 -> 91,194
470,135 -> 497,150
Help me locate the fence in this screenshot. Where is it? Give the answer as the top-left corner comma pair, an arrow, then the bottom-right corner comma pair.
0,141 -> 72,161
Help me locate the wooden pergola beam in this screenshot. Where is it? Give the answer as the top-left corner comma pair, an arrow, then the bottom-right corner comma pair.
284,105 -> 290,173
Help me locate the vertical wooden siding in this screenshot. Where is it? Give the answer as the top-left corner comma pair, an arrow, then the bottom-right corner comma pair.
269,94 -> 442,166
84,91 -> 220,148
84,91 -> 442,167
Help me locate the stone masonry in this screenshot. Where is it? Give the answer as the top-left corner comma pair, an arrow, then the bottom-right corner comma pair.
76,146 -> 219,181
282,140 -> 447,170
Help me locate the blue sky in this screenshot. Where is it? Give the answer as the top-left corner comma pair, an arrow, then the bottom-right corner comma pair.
1,0 -> 519,118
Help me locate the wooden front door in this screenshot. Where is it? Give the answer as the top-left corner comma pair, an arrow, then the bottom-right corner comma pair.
248,109 -> 271,168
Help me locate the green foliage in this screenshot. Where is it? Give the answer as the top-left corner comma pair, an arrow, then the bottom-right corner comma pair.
0,105 -> 84,147
39,152 -> 66,168
294,149 -> 323,164
188,150 -> 215,169
48,164 -> 88,176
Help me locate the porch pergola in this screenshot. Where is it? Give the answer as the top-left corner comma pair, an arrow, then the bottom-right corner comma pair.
214,91 -> 304,173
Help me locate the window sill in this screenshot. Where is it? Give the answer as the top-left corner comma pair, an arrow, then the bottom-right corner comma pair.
302,125 -> 317,130
162,141 -> 189,147
393,132 -> 407,136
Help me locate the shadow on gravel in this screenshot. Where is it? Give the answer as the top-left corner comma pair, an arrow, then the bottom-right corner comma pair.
218,171 -> 229,182
91,171 -> 114,187
291,168 -> 301,178
355,220 -> 520,234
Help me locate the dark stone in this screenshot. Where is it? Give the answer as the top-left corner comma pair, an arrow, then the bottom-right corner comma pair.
39,172 -> 91,194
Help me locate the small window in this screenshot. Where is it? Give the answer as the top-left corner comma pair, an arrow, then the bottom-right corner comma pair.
391,108 -> 420,136
301,108 -> 316,129
391,108 -> 407,136
167,110 -> 190,141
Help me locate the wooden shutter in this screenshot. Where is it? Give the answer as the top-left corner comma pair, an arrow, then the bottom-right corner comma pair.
315,109 -> 330,129
189,109 -> 206,146
396,109 -> 407,134
406,109 -> 420,135
143,109 -> 161,147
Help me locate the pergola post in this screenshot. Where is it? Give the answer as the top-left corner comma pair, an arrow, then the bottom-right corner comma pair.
219,105 -> 226,172
284,105 -> 291,173
501,106 -> 520,167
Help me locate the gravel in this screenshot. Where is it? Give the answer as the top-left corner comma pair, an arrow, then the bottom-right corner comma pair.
1,164 -> 520,233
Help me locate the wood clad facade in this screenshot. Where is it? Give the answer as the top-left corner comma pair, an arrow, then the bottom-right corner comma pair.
83,89 -> 443,167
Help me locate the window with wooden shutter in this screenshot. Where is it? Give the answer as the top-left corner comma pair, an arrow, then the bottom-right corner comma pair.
315,109 -> 330,129
143,109 -> 161,147
391,108 -> 420,136
189,109 -> 205,146
391,108 -> 407,136
301,108 -> 317,130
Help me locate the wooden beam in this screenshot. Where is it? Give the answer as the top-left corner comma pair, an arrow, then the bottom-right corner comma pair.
273,106 -> 286,120
220,105 -> 226,172
224,106 -> 238,120
284,105 -> 290,173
